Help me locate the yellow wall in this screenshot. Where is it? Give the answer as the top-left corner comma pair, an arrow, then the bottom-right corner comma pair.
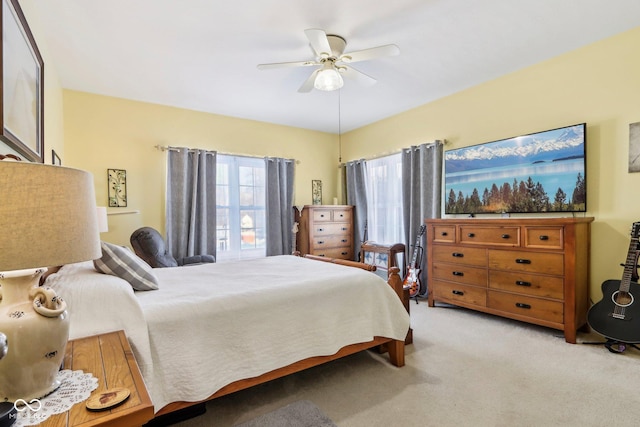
63,91 -> 339,246
342,26 -> 640,300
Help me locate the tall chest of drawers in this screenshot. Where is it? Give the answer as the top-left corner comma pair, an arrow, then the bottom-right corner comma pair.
426,217 -> 594,343
296,205 -> 354,260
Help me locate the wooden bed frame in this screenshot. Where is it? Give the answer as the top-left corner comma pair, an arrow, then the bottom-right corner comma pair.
155,254 -> 410,417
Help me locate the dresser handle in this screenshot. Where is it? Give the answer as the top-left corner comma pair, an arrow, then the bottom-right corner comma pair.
341,239 -> 347,243
320,214 -> 325,218
341,251 -> 348,256
516,281 -> 532,287
467,233 -> 475,238
501,234 -> 510,239
318,241 -> 324,244
452,252 -> 464,258
539,235 -> 549,241
452,271 -> 464,276
318,228 -> 324,232
452,290 -> 464,296
342,227 -> 347,231
515,258 -> 531,264
515,303 -> 531,309
441,232 -> 448,236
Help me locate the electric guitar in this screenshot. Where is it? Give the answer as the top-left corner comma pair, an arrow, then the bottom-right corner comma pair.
403,225 -> 426,297
587,222 -> 640,343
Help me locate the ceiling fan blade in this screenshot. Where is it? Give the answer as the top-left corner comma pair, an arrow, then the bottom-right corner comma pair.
298,69 -> 320,93
341,66 -> 377,87
304,28 -> 332,58
340,44 -> 400,63
257,60 -> 318,70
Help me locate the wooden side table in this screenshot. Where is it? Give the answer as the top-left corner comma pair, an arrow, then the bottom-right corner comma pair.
41,330 -> 153,427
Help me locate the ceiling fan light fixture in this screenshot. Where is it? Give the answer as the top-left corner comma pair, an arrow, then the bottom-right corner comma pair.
314,62 -> 343,91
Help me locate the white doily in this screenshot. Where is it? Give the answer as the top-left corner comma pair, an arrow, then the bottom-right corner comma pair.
12,369 -> 99,426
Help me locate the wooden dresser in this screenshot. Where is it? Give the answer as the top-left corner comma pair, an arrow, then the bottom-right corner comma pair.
426,217 -> 594,343
296,205 -> 354,260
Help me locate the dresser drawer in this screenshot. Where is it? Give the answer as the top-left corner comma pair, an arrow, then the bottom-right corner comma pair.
430,225 -> 456,243
312,209 -> 334,222
313,223 -> 351,235
433,263 -> 487,286
433,245 -> 487,267
331,208 -> 352,222
488,291 -> 563,323
488,250 -> 564,275
524,226 -> 563,250
310,247 -> 353,259
311,234 -> 352,249
489,270 -> 564,300
459,226 -> 520,246
433,280 -> 487,306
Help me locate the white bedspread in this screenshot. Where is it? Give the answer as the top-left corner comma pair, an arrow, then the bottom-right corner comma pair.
49,255 -> 410,414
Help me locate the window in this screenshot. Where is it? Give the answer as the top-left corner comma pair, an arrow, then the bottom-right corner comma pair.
365,153 -> 404,245
216,155 -> 266,261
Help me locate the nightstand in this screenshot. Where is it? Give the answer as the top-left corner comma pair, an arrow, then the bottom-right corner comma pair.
41,330 -> 153,427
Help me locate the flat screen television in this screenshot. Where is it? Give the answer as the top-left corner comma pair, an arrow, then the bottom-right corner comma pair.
444,123 -> 586,214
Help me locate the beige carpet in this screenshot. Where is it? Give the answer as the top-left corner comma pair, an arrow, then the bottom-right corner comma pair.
174,300 -> 640,427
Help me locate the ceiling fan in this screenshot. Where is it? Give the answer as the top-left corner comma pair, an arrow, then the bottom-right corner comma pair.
257,29 -> 400,92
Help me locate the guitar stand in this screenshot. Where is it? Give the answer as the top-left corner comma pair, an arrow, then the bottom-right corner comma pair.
582,339 -> 640,354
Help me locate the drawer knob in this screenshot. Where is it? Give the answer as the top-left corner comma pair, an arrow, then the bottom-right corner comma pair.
318,241 -> 324,244
501,234 -> 510,239
515,303 -> 532,309
441,232 -> 448,236
318,228 -> 324,232
452,252 -> 464,258
452,271 -> 464,276
342,227 -> 347,231
539,235 -> 549,241
515,258 -> 531,264
341,239 -> 347,243
341,251 -> 348,256
320,214 -> 325,217
467,233 -> 475,238
452,290 -> 464,296
516,280 -> 532,287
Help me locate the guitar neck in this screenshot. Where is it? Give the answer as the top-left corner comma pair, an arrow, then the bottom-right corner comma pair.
620,237 -> 639,293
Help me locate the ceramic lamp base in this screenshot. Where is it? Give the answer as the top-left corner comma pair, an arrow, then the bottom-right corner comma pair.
0,268 -> 69,403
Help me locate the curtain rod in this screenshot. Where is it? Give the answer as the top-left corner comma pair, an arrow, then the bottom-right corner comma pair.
342,140 -> 446,164
154,145 -> 299,163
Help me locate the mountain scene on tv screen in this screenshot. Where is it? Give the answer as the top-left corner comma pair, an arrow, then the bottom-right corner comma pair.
445,125 -> 586,214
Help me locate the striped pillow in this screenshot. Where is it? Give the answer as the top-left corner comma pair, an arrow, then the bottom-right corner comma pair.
93,241 -> 159,291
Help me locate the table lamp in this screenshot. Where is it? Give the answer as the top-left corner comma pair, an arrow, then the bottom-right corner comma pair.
0,161 -> 101,403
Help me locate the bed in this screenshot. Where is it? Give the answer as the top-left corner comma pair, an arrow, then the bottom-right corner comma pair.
45,253 -> 411,417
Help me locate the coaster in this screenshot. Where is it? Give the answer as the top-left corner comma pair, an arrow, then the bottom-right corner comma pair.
85,388 -> 130,411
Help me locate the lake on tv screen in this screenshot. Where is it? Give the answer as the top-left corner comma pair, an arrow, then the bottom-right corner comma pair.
445,158 -> 584,205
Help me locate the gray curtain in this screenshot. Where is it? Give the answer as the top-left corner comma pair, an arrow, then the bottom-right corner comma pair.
402,141 -> 443,295
166,147 -> 217,260
265,157 -> 295,256
345,159 -> 368,261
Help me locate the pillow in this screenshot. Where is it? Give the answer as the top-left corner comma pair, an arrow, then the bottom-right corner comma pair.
93,241 -> 159,291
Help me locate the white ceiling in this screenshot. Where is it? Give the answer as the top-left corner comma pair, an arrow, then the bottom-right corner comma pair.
30,0 -> 640,134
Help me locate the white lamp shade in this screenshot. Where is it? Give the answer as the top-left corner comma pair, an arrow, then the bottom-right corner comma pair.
314,63 -> 344,91
0,162 -> 102,271
96,206 -> 109,233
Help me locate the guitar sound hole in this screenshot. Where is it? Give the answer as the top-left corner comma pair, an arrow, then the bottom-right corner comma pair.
612,290 -> 634,307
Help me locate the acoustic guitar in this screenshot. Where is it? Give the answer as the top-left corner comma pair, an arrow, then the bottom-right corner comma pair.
404,225 -> 426,297
587,222 -> 640,343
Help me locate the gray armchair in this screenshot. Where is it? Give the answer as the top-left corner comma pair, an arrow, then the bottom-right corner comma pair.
130,227 -> 215,268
